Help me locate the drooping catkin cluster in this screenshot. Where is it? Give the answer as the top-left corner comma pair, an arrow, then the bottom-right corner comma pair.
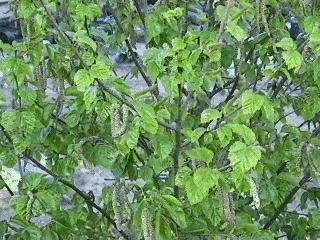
141,207 -> 156,240
112,182 -> 134,239
248,177 -> 260,209
112,182 -> 131,226
217,187 -> 236,227
110,104 -> 129,138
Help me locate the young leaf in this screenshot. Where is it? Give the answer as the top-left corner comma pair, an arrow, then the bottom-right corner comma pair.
241,90 -> 265,115
185,147 -> 214,165
134,102 -> 158,134
201,109 -> 221,124
74,69 -> 94,92
229,124 -> 256,145
228,141 -> 261,172
283,50 -> 303,70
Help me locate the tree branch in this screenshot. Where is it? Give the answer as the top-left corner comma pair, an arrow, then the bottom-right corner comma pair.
0,174 -> 14,196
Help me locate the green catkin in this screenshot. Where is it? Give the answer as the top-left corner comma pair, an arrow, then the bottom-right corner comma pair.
218,187 -> 235,227
261,0 -> 270,35
249,177 -> 260,209
112,183 -> 124,226
141,207 -> 155,240
111,104 -> 129,138
256,0 -> 261,33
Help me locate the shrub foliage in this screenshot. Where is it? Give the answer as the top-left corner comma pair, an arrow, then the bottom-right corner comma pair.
1,0 -> 320,239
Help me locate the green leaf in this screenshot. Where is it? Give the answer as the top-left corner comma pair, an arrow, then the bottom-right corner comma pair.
201,109 -> 222,124
172,38 -> 186,51
175,166 -> 192,187
185,178 -> 208,205
83,86 -> 97,110
185,147 -> 214,165
42,230 -> 59,240
74,69 -> 94,92
241,90 -> 265,115
227,23 -> 247,41
74,30 -> 97,51
194,168 -> 220,189
160,195 -> 187,228
228,141 -> 261,172
155,210 -> 173,240
185,168 -> 220,205
90,145 -> 117,168
37,191 -> 58,211
217,124 -> 233,147
0,221 -> 8,238
134,102 -> 158,134
18,87 -> 37,105
184,128 -> 206,144
123,126 -> 140,149
65,112 -> 80,128
229,124 -> 256,145
283,50 -> 303,70
276,38 -> 296,50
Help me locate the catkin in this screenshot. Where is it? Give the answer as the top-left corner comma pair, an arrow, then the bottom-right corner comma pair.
249,177 -> 260,209
261,0 -> 270,35
111,104 -> 129,138
141,207 -> 155,240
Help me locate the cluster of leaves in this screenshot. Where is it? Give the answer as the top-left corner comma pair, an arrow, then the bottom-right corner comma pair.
0,0 -> 320,239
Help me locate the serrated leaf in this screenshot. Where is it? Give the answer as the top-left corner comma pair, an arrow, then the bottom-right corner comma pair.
124,126 -> 140,149
83,86 -> 97,110
217,124 -> 233,147
194,168 -> 220,189
185,168 -> 220,205
241,90 -> 265,115
160,195 -> 187,228
201,109 -> 221,124
276,37 -> 296,50
175,166 -> 192,187
74,69 -> 94,92
185,178 -> 208,205
186,147 -> 214,165
229,124 -> 256,145
283,50 -> 303,70
74,30 -> 97,51
134,102 -> 158,134
227,23 -> 247,41
65,112 -> 80,128
228,141 -> 261,172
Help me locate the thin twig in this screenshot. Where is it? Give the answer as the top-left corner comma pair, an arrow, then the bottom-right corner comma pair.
0,175 -> 14,196
106,1 -> 159,98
